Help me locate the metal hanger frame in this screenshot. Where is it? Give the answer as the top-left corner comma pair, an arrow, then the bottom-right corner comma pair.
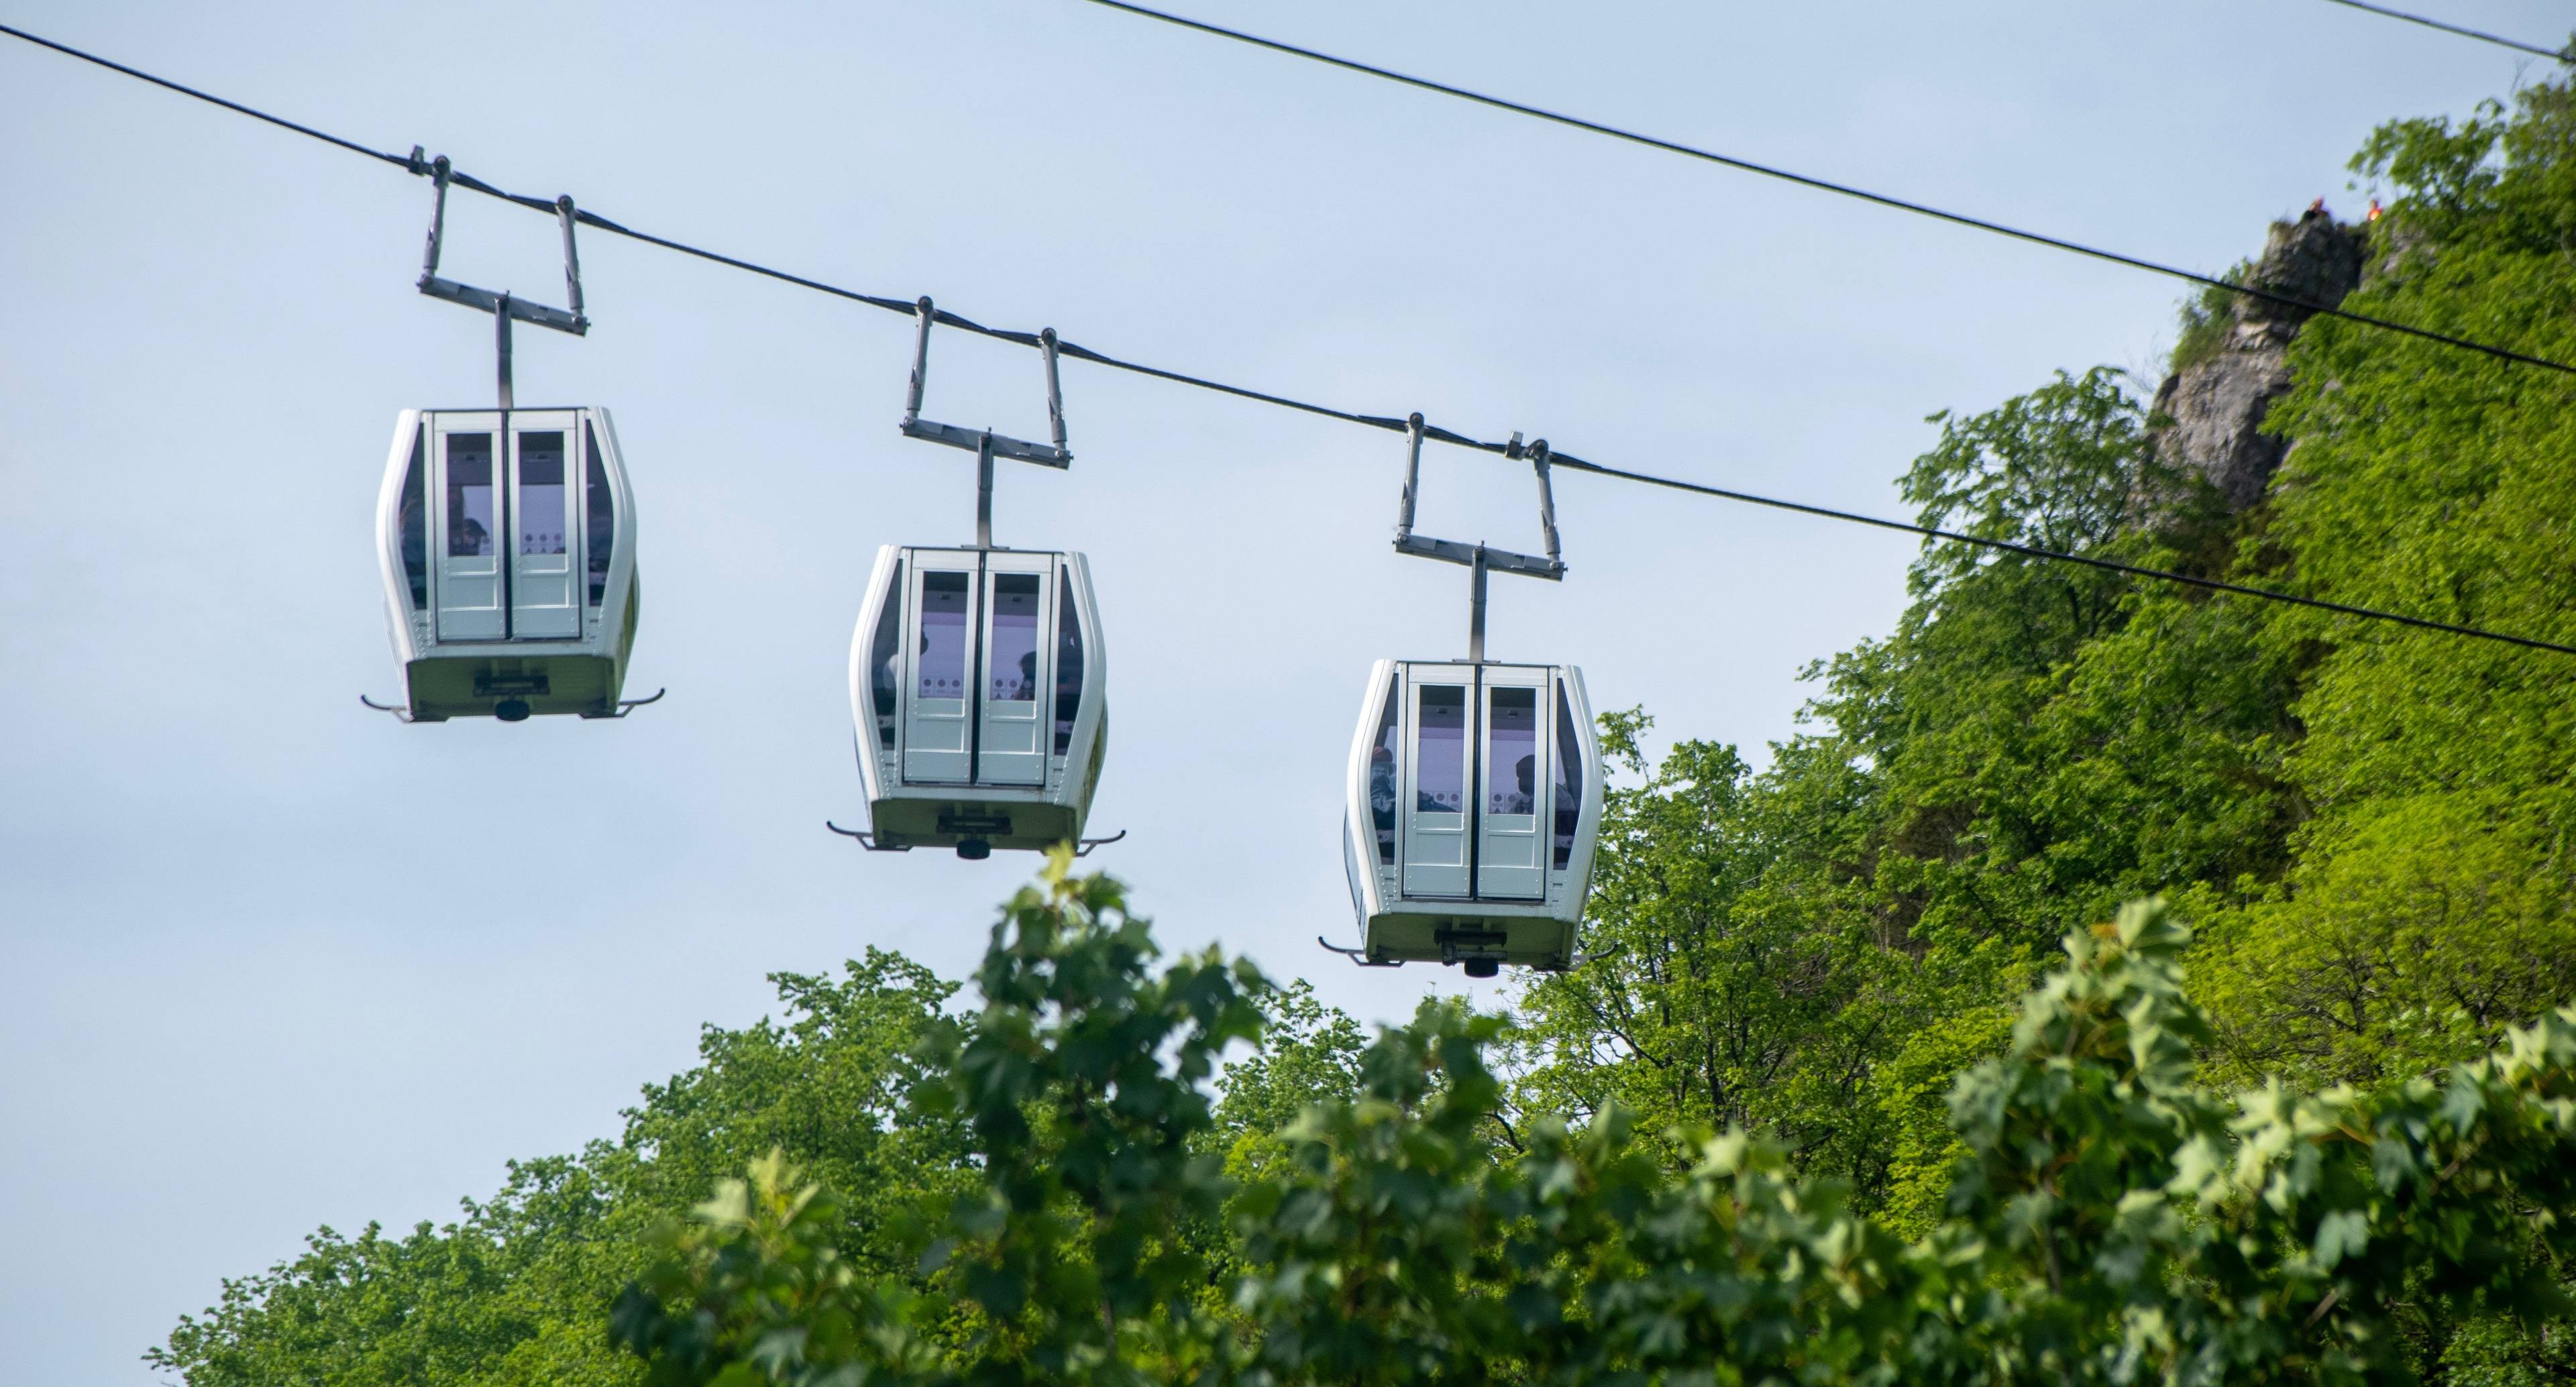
1392,413 -> 1566,661
413,150 -> 590,410
898,296 -> 1071,549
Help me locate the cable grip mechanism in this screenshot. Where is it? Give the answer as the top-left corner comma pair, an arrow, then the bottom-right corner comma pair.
899,296 -> 1072,467
410,148 -> 590,408
1389,414 -> 1567,661
898,296 -> 1072,548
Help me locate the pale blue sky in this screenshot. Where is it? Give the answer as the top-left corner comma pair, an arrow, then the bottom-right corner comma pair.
2,1 -> 2561,1379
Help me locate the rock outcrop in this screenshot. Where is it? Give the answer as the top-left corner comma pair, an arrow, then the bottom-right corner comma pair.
2149,209 -> 2366,510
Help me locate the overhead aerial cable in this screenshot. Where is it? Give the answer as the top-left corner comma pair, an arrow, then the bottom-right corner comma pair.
13,12 -> 2576,386
1067,0 -> 2576,379
5,20 -> 2575,663
831,300 -> 1122,859
2313,0 -> 2572,60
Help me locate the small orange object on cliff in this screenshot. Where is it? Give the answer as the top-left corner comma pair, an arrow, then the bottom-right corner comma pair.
2367,198 -> 2384,221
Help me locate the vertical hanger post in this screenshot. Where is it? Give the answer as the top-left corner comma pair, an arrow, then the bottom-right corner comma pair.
1395,412 -> 1424,545
1040,327 -> 1069,457
975,431 -> 996,549
904,296 -> 934,433
496,294 -> 515,409
1529,439 -> 1560,567
1468,544 -> 1489,663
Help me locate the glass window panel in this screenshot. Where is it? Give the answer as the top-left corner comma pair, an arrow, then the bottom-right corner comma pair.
1416,684 -> 1466,814
1054,567 -> 1083,755
1487,687 -> 1538,815
445,434 -> 494,557
399,428 -> 428,608
988,573 -> 1041,702
1554,681 -> 1582,869
584,423 -> 614,606
517,431 -> 568,555
1369,677 -> 1399,863
871,559 -> 905,736
918,571 -> 971,700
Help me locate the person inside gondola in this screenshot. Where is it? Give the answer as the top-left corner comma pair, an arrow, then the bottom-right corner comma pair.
398,492 -> 428,606
1554,769 -> 1579,850
874,647 -> 899,726
1370,744 -> 1398,844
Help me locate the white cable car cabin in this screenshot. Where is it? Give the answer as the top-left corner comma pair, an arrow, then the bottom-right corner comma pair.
1342,658 -> 1601,973
1326,417 -> 1602,976
374,407 -> 641,721
830,297 -> 1112,858
367,157 -> 651,723
845,545 -> 1107,856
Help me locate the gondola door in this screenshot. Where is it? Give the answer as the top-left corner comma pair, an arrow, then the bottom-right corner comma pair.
506,414 -> 582,640
1476,670 -> 1549,900
975,555 -> 1053,787
1401,665 -> 1476,897
903,555 -> 977,783
429,412 -> 506,641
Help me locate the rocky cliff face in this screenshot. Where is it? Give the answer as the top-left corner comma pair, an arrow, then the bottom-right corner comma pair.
2149,211 -> 2367,510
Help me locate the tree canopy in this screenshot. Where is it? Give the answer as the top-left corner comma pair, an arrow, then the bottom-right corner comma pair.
609,864 -> 2576,1387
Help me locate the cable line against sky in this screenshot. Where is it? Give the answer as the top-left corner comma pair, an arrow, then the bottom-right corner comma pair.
4,19 -> 2574,662
1071,0 -> 2576,380
2315,0 -> 2572,60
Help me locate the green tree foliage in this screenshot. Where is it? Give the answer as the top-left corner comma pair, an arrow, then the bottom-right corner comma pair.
1207,979 -> 1369,1182
614,856 -> 1267,1387
147,930 -> 1366,1387
1503,363 -> 2302,1227
1507,72 -> 2576,1235
2189,81 -> 2576,1094
150,950 -> 971,1387
611,870 -> 2576,1387
1501,708 -> 1907,1196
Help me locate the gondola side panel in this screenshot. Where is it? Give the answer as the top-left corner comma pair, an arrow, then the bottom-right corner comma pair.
1557,665 -> 1605,919
1056,552 -> 1110,824
1342,659 -> 1399,928
587,408 -> 640,700
848,545 -> 905,811
374,410 -> 429,667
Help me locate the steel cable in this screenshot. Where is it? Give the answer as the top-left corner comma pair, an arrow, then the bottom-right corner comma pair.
1071,0 -> 2576,378
3,18 -> 2571,660
2314,0 -> 2570,60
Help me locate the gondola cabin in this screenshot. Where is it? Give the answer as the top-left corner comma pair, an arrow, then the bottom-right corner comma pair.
1342,659 -> 1601,974
374,407 -> 639,721
847,544 -> 1106,856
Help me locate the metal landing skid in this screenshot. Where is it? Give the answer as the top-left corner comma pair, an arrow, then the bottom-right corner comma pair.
1318,924 -> 1511,977
826,820 -> 1126,859
1316,928 -> 1614,977
360,687 -> 664,723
